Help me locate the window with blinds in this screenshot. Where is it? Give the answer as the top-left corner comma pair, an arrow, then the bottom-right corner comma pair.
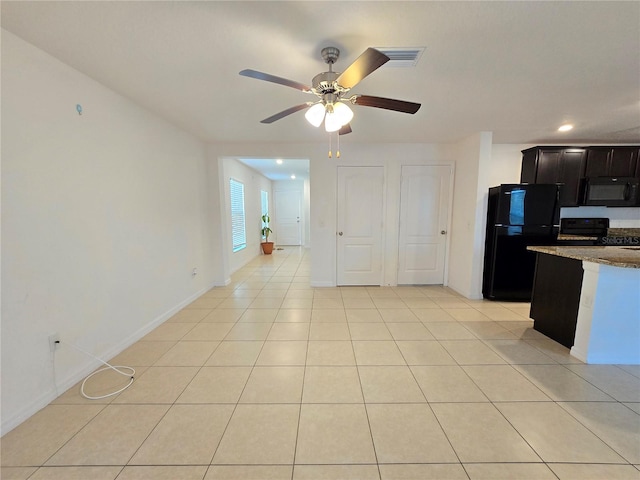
261,190 -> 269,217
260,190 -> 268,239
230,178 -> 246,252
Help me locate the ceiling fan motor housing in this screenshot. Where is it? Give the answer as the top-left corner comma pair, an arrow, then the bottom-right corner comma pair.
312,71 -> 341,95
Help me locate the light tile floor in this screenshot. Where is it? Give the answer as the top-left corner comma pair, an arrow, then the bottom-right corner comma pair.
2,248 -> 640,480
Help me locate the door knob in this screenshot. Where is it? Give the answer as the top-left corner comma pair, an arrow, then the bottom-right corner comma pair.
338,232 -> 343,236
441,230 -> 447,235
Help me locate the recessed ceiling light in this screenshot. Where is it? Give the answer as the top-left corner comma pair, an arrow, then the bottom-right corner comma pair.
291,174 -> 296,179
276,159 -> 283,165
558,124 -> 574,132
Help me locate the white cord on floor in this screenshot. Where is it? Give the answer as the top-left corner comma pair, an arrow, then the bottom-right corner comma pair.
62,341 -> 135,400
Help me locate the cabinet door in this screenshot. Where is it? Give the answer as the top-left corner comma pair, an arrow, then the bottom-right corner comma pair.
585,148 -> 611,177
520,148 -> 538,183
535,149 -> 562,183
531,253 -> 583,348
585,147 -> 639,178
558,149 -> 587,206
609,147 -> 638,177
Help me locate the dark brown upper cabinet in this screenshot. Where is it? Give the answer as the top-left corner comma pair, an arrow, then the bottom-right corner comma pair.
521,145 -> 640,207
585,147 -> 639,178
520,147 -> 587,206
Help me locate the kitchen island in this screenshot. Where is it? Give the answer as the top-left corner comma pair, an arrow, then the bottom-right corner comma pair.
528,245 -> 640,364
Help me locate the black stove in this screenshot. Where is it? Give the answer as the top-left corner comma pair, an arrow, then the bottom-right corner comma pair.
557,218 -> 609,245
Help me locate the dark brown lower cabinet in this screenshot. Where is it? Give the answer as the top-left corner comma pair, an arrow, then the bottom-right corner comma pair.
530,253 -> 584,348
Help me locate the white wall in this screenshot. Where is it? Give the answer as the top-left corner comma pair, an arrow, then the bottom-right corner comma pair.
447,132 -> 493,299
1,31 -> 215,433
489,144 -> 534,186
303,178 -> 311,248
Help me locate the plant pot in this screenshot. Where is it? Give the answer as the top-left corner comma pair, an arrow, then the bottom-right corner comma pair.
261,242 -> 274,254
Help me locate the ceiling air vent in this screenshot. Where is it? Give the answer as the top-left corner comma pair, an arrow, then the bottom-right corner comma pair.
375,47 -> 425,67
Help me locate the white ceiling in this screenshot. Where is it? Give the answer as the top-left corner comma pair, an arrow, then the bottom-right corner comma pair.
236,157 -> 310,182
2,1 -> 639,179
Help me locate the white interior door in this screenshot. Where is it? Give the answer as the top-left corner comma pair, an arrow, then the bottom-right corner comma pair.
397,165 -> 451,285
275,189 -> 302,245
337,166 -> 384,285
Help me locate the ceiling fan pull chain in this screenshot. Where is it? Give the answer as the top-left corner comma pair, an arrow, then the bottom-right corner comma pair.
328,133 -> 332,158
336,133 -> 341,158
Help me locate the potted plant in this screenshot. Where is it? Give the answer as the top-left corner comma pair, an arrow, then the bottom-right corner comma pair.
261,213 -> 274,254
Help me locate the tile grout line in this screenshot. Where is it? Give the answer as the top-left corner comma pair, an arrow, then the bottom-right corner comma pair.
289,282 -> 313,480
389,304 -> 470,475
126,283 -> 242,470
204,276 -> 282,468
347,293 -> 383,480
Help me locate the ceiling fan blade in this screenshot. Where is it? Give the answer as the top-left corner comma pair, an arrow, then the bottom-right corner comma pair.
354,95 -> 421,114
260,103 -> 311,124
339,124 -> 352,135
239,69 -> 312,92
336,48 -> 390,89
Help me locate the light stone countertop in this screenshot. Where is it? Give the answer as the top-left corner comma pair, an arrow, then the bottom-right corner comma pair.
527,245 -> 640,269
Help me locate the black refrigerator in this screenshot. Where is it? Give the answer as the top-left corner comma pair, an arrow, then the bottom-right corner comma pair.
482,184 -> 560,301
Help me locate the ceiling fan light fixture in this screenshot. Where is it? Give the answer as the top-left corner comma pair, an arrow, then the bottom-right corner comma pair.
305,103 -> 326,127
333,101 -> 354,126
324,110 -> 343,132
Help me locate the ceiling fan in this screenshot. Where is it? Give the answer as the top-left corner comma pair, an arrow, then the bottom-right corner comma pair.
239,46 -> 421,135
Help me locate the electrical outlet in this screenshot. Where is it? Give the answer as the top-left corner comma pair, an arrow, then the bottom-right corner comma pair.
48,333 -> 60,352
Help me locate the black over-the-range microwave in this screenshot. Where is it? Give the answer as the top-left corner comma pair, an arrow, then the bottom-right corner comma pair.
583,176 -> 640,207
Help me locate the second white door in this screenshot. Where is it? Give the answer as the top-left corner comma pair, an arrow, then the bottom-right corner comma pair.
397,165 -> 451,284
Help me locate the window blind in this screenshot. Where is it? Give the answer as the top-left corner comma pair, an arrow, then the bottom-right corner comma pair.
260,190 -> 269,239
261,190 -> 269,217
230,178 -> 246,252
